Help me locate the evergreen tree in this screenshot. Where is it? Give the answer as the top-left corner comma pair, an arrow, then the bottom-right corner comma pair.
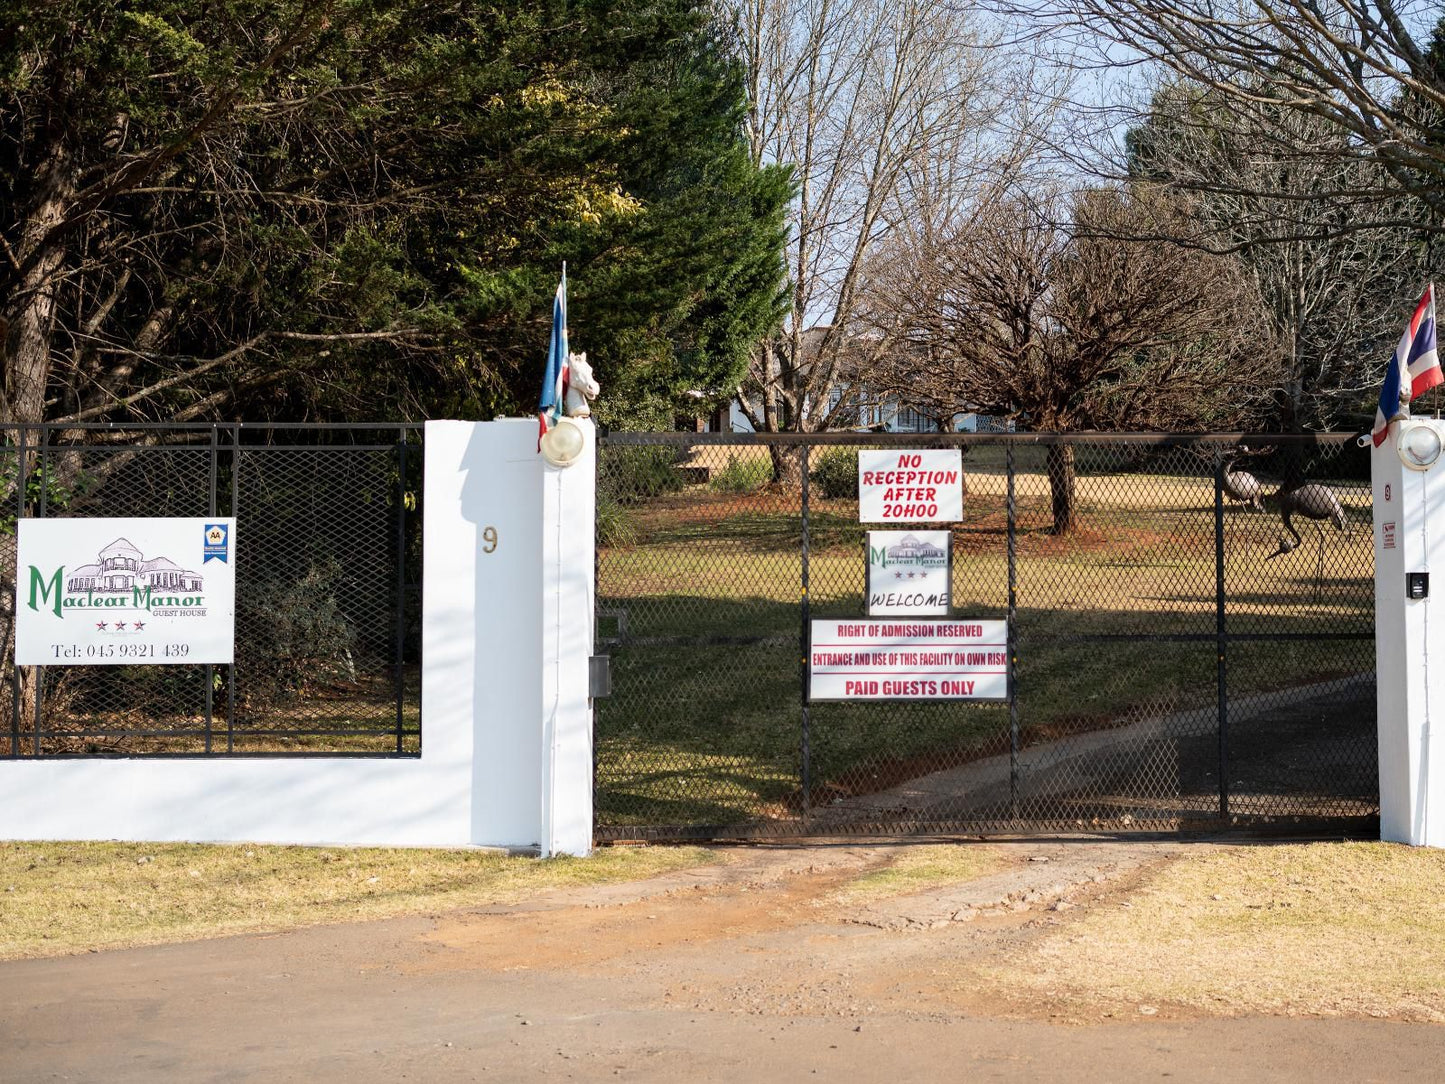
0,0 -> 789,425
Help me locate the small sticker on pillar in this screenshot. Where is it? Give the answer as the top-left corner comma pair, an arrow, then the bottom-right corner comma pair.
1385,484 -> 1392,502
1384,522 -> 1397,549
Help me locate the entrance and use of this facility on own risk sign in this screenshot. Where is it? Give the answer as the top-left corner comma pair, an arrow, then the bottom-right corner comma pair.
14,517 -> 237,666
807,619 -> 1008,702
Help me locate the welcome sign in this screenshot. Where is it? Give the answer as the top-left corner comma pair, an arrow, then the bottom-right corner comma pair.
14,517 -> 237,665
866,530 -> 951,616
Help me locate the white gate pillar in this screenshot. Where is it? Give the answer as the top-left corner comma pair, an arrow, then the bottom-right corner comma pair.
423,418 -> 594,856
1372,419 -> 1445,846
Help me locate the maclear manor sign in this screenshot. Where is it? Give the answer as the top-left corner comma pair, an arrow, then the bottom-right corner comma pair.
15,517 -> 237,665
865,530 -> 952,616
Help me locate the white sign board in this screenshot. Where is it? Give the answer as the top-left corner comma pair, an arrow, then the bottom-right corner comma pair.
866,530 -> 951,616
808,618 -> 1007,701
15,518 -> 237,665
857,449 -> 963,522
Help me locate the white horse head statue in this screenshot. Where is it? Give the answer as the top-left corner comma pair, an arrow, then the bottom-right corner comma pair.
565,352 -> 600,417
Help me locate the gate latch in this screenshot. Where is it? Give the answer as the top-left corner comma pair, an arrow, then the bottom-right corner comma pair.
589,655 -> 612,699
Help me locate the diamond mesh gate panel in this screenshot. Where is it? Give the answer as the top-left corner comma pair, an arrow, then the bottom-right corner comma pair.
1216,440 -> 1376,823
595,433 -> 1378,840
595,441 -> 804,832
2,426 -> 420,757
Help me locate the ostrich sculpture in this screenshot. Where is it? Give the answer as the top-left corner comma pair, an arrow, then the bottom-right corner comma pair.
1221,455 -> 1266,511
1264,483 -> 1348,601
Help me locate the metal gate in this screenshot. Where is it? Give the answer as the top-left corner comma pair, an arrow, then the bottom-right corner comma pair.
594,431 -> 1377,840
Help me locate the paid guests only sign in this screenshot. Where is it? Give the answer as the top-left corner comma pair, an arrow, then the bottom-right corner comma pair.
15,517 -> 237,665
808,619 -> 1007,701
857,449 -> 963,522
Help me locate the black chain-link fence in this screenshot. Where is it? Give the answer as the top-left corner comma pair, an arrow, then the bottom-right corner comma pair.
596,432 -> 1376,839
1,424 -> 421,757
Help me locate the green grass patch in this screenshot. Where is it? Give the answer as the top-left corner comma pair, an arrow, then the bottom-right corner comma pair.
598,466 -> 1374,828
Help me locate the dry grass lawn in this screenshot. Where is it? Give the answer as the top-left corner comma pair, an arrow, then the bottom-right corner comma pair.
0,840 -> 713,960
1002,841 -> 1445,1022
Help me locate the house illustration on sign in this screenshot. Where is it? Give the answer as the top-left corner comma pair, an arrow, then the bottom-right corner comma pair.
66,538 -> 204,594
886,534 -> 947,561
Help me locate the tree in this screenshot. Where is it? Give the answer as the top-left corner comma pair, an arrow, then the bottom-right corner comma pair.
0,0 -> 790,430
728,0 -> 1022,476
1033,0 -> 1445,231
1125,82 -> 1428,430
857,187 -> 1280,531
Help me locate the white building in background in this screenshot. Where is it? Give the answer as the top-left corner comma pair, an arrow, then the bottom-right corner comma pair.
696,326 -> 1014,435
709,395 -> 1012,435
66,537 -> 204,594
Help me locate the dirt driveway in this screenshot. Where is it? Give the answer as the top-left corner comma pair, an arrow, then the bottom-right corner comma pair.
2,840 -> 1440,1082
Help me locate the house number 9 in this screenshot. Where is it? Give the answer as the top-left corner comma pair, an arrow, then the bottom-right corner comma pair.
482,526 -> 499,553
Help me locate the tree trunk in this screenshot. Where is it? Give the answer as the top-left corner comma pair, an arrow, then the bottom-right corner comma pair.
769,444 -> 803,489
1047,443 -> 1077,535
3,141 -> 73,426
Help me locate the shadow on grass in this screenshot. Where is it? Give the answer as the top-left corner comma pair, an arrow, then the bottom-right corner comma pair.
595,589 -> 1377,830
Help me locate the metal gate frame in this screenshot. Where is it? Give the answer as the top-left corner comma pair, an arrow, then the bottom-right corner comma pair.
594,430 -> 1378,841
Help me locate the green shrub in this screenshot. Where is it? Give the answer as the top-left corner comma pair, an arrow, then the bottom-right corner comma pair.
601,445 -> 685,504
236,558 -> 358,705
809,446 -> 859,499
709,454 -> 771,493
597,491 -> 639,547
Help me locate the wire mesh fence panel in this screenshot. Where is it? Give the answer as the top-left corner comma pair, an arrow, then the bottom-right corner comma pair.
231,443 -> 416,753
21,445 -> 216,752
803,439 -> 1012,832
1216,439 -> 1376,827
596,440 -> 805,833
1,425 -> 420,758
595,431 -> 1379,840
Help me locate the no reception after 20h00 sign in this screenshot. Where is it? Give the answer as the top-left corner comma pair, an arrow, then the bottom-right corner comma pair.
857,449 -> 963,523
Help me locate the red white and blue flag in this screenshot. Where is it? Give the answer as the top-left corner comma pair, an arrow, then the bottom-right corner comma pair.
538,267 -> 569,450
1372,284 -> 1442,447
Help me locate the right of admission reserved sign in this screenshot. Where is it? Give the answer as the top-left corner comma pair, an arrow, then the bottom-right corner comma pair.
807,618 -> 1008,702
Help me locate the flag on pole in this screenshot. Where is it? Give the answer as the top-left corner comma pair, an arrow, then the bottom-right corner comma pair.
1405,284 -> 1441,398
1372,284 -> 1441,447
538,267 -> 569,450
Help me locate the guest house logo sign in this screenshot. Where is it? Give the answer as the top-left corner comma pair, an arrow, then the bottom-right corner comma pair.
866,530 -> 952,616
14,517 -> 236,665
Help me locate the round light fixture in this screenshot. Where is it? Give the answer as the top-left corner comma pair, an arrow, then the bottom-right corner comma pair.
539,417 -> 586,468
1398,421 -> 1444,471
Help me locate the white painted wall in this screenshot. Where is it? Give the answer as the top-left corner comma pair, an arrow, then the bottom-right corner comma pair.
1373,420 -> 1445,847
0,419 -> 595,854
446,418 -> 595,856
